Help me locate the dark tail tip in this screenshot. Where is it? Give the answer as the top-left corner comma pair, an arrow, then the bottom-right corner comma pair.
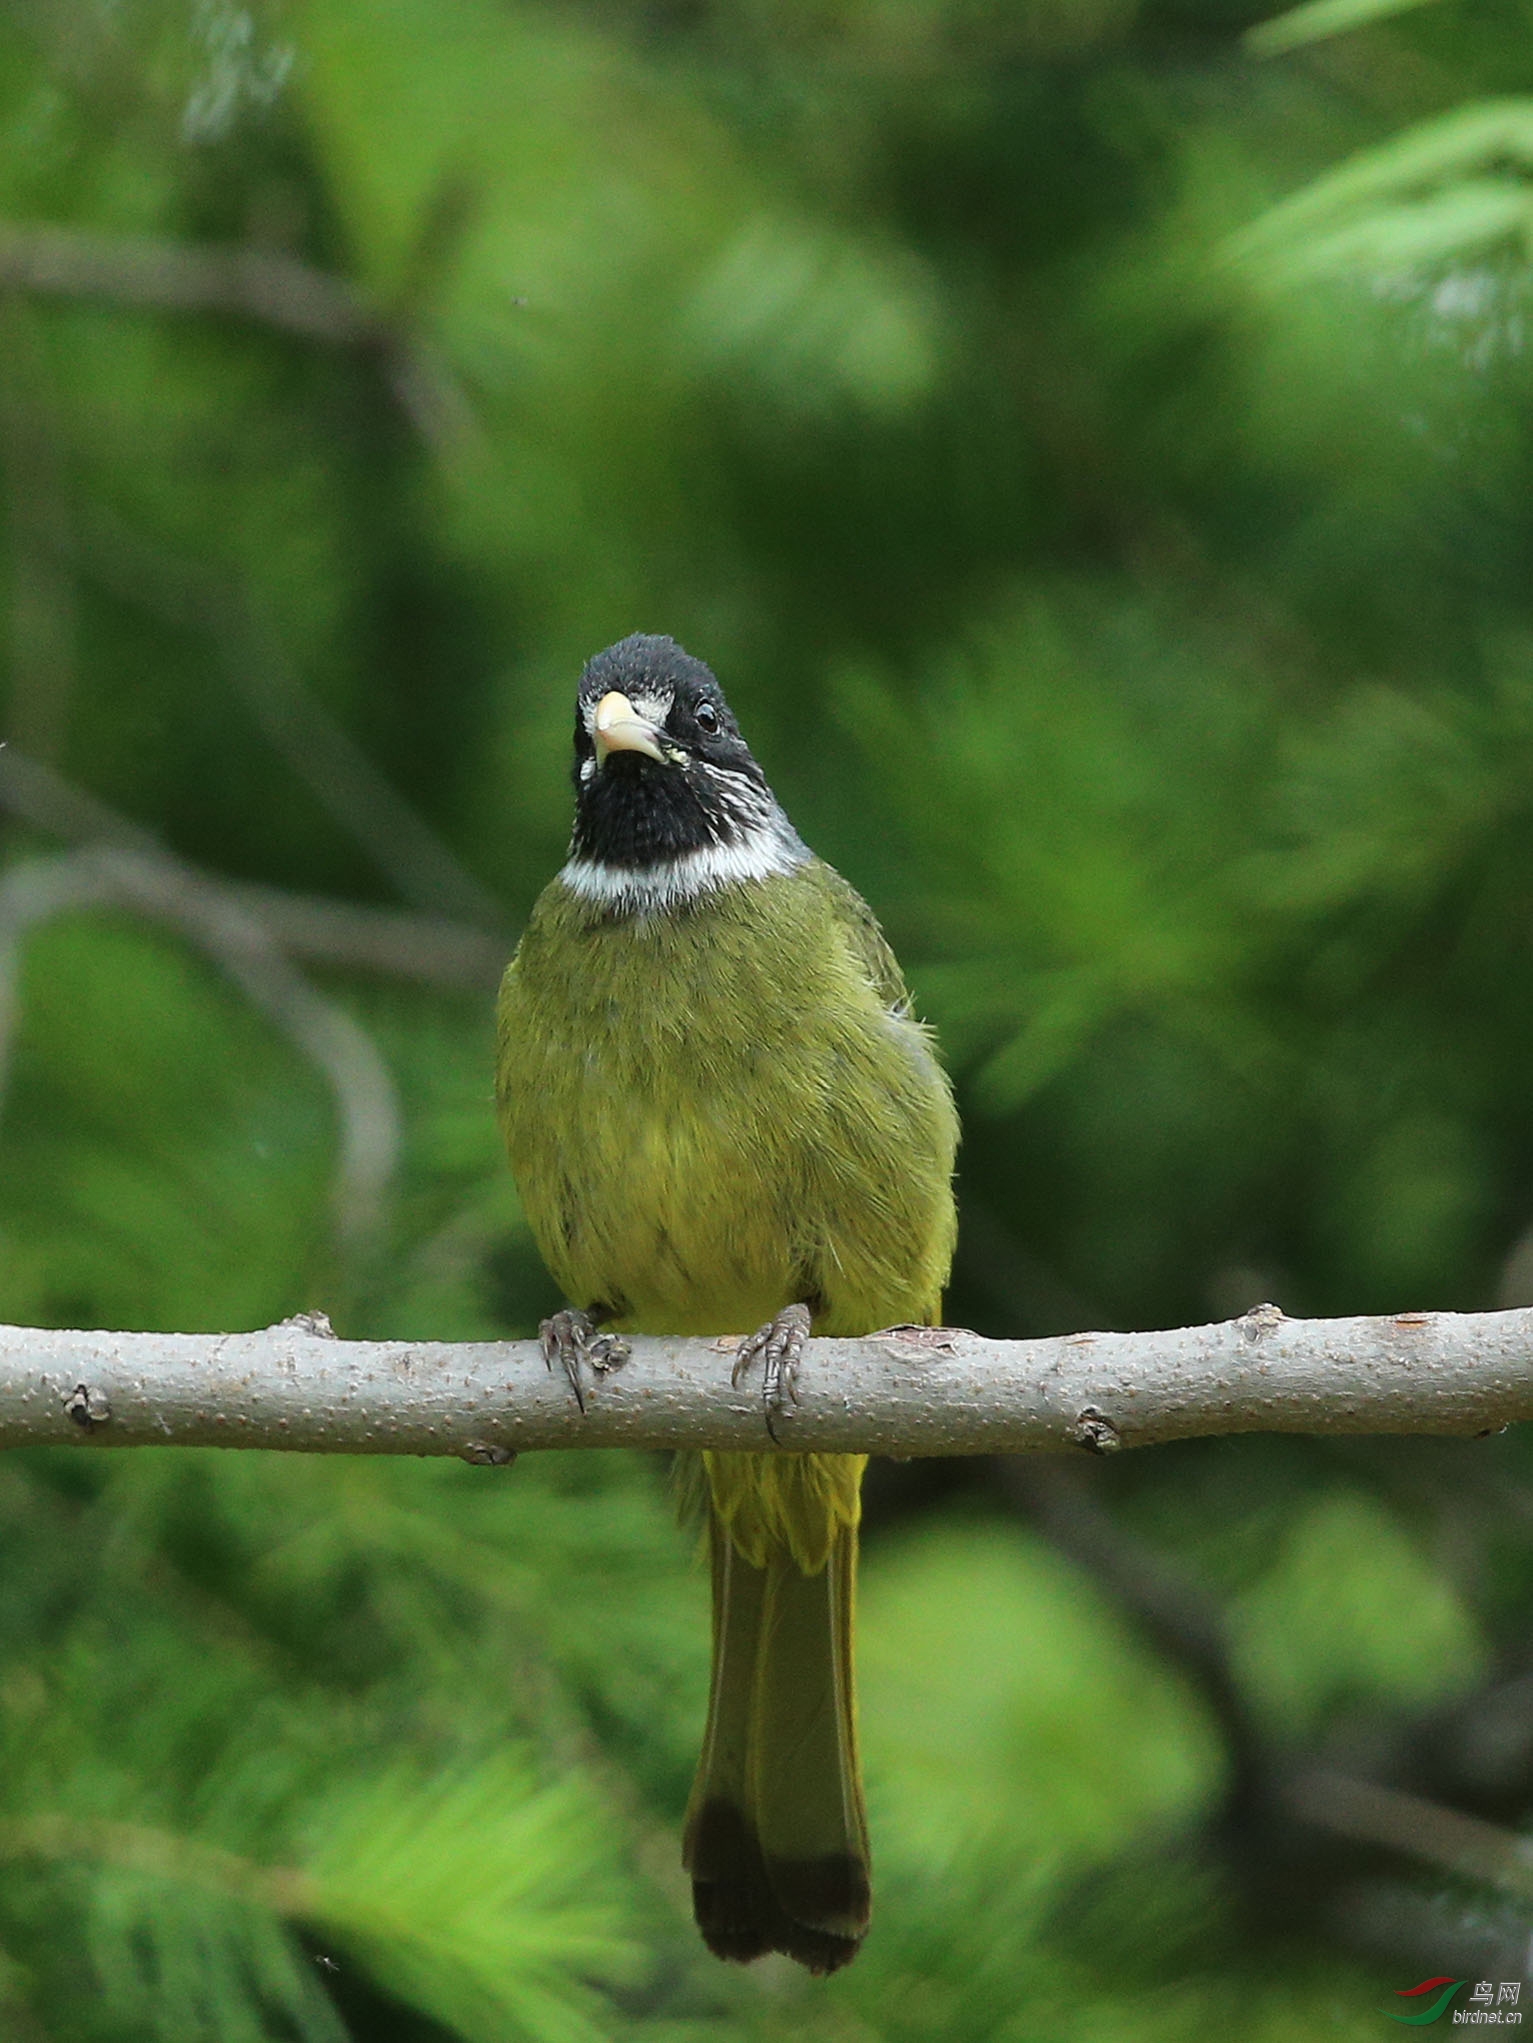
686,1798 -> 868,1976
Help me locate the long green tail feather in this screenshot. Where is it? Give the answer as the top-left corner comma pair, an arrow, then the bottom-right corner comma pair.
683,1452 -> 869,1975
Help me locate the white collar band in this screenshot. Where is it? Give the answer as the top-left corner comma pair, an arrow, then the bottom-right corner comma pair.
559,822 -> 808,916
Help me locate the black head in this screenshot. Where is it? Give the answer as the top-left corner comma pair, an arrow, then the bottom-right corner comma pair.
568,634 -> 780,871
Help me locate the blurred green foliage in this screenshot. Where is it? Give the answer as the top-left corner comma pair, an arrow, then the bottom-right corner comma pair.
3,0 -> 1533,2033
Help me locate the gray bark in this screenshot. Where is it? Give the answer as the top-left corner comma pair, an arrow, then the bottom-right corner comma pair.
1,1302 -> 1529,1460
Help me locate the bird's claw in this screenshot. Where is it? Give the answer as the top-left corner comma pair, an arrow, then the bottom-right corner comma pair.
733,1303 -> 811,1444
539,1308 -> 629,1413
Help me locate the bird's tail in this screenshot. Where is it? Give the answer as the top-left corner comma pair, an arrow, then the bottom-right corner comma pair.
682,1450 -> 869,1974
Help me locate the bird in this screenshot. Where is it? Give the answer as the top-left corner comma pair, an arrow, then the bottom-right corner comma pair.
495,633 -> 958,1974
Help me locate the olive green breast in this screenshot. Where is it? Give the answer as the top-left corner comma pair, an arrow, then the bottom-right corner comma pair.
495,861 -> 957,1337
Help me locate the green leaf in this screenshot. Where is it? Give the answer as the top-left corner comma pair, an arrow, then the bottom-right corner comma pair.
1247,0 -> 1448,59
1229,99 -> 1533,285
300,1757 -> 643,2043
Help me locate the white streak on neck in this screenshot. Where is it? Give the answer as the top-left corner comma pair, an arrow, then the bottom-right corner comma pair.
559,822 -> 808,916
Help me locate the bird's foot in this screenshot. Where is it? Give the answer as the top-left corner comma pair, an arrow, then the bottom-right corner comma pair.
732,1303 -> 811,1444
540,1308 -> 629,1413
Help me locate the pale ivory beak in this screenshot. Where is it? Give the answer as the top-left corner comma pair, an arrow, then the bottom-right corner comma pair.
592,690 -> 667,766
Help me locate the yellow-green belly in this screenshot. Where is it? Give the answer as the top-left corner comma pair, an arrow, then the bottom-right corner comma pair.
495,863 -> 957,1344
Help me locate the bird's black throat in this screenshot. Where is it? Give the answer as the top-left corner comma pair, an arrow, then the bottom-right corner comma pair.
571,749 -> 776,870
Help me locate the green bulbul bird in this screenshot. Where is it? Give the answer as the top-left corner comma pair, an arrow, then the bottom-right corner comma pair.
495,634 -> 958,1973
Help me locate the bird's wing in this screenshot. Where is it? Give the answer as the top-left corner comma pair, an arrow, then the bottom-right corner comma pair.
810,859 -> 915,1016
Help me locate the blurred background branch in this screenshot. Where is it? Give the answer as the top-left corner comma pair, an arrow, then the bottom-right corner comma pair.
0,745 -> 507,987
0,216 -> 477,449
0,846 -> 401,1251
0,219 -> 386,344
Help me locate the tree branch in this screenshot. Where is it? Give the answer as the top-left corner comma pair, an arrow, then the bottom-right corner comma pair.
0,850 -> 400,1249
0,224 -> 381,346
71,510 -> 508,930
2,1302 -> 1531,1459
1286,1768 -> 1533,1903
0,220 -> 476,451
996,1457 -> 1269,1821
0,746 -> 507,989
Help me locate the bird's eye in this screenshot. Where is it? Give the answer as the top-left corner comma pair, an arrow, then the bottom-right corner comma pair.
695,702 -> 720,735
